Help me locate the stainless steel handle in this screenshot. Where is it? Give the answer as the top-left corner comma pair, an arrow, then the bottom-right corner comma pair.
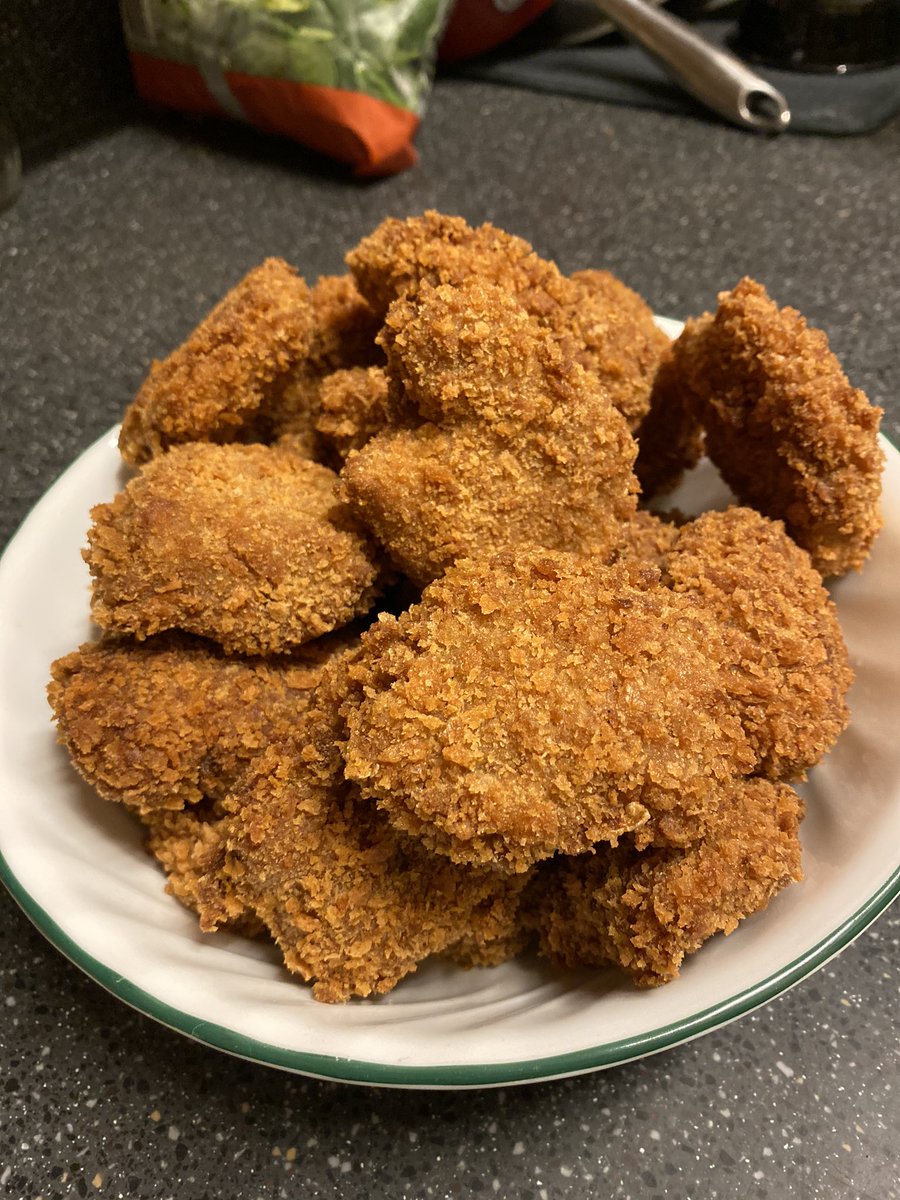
595,0 -> 791,133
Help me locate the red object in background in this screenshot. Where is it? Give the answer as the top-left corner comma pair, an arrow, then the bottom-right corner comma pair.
439,0 -> 556,62
129,51 -> 420,176
129,52 -> 223,119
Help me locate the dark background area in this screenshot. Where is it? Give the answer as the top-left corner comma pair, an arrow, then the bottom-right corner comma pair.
0,0 -> 134,165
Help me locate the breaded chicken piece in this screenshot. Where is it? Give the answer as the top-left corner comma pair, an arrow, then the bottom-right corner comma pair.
219,656 -> 529,1001
341,279 -> 639,587
48,631 -> 347,813
342,524 -> 850,872
664,508 -> 852,781
342,551 -> 759,873
666,278 -> 884,575
85,442 -> 384,654
347,212 -> 667,429
569,269 -> 671,431
119,259 -> 314,466
634,348 -> 704,498
347,211 -> 564,328
314,366 -> 391,463
530,778 -> 804,986
264,274 -> 384,449
141,799 -> 262,935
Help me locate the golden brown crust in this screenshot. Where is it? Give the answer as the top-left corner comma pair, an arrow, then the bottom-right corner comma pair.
341,279 -> 639,586
635,348 -> 705,498
668,278 -> 884,575
569,270 -> 670,431
307,273 -> 384,375
119,259 -> 314,466
341,515 -> 850,872
315,366 -> 391,463
347,211 -> 553,324
342,551 -> 759,872
614,509 -> 682,569
262,274 -> 384,448
347,212 -> 666,428
219,658 -> 529,1002
442,925 -> 531,969
85,442 -> 384,654
141,799 -> 262,935
47,631 -> 348,813
530,778 -> 804,985
664,507 -> 852,779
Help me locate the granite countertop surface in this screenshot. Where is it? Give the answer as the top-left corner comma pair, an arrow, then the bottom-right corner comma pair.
1,80 -> 898,1200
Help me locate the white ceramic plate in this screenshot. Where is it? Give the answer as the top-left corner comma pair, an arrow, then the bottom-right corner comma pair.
2,326 -> 899,1088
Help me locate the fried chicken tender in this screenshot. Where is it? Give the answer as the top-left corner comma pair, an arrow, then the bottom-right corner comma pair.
569,269 -> 671,430
347,211 -> 566,330
347,211 -> 667,429
341,279 -> 639,586
634,348 -> 704,498
530,778 -> 804,986
664,508 -> 852,781
142,799 -> 261,935
342,551 -> 759,873
342,522 -> 850,872
119,259 -> 314,466
48,631 -> 347,814
85,442 -> 384,654
666,278 -> 884,575
314,366 -> 391,463
219,656 -> 529,1001
264,274 -> 384,450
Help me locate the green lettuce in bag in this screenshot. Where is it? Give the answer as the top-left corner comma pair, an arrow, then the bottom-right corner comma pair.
121,0 -> 453,174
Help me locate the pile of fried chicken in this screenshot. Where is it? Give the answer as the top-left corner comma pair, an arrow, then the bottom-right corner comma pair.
48,213 -> 885,1003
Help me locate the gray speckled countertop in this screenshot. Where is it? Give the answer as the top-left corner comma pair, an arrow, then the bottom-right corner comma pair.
1,82 -> 898,1200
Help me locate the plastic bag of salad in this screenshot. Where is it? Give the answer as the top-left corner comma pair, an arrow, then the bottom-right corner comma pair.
119,0 -> 453,175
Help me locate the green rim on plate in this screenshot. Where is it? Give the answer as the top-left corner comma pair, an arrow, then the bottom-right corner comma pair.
2,845 -> 898,1087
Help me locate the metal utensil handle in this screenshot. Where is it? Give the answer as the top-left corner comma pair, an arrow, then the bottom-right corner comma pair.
595,0 -> 791,133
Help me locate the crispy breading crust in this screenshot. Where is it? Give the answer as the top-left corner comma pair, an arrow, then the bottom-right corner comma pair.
529,778 -> 804,986
667,278 -> 884,575
347,211 -> 562,327
347,212 -> 666,429
315,366 -> 391,463
263,274 -> 384,449
442,926 -> 532,970
635,348 -> 705,498
342,551 -> 758,872
85,442 -> 384,654
141,799 -> 262,935
307,273 -> 384,375
219,657 -> 530,1001
47,631 -> 347,813
569,269 -> 670,431
341,279 -> 639,586
119,259 -> 314,465
664,508 -> 852,780
342,517 -> 850,872
616,509 -> 682,569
